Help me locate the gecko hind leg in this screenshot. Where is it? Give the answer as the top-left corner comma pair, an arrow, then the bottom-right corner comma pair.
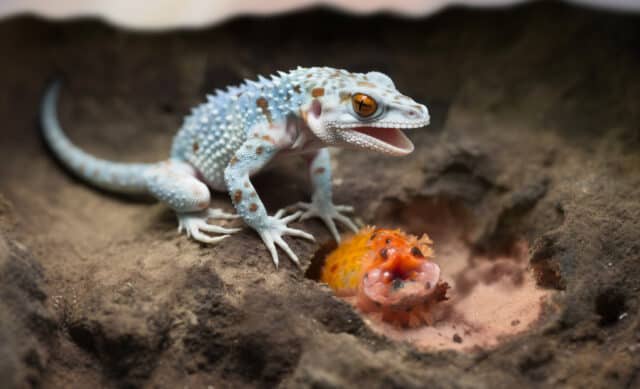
144,160 -> 241,244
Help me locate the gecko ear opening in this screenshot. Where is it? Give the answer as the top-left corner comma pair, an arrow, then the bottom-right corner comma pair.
309,99 -> 322,118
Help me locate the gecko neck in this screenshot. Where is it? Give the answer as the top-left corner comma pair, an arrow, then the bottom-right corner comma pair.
278,114 -> 327,157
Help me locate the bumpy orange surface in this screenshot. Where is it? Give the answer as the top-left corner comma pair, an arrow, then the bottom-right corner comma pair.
321,227 -> 446,327
320,227 -> 375,294
321,227 -> 434,292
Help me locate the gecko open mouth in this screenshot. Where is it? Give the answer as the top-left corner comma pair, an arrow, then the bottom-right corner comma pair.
350,127 -> 415,155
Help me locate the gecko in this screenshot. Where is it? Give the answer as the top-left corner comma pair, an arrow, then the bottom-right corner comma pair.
41,67 -> 430,268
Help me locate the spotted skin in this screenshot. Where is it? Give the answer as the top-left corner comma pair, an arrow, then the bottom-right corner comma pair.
41,67 -> 430,268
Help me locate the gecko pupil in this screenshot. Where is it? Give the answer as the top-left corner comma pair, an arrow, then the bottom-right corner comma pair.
352,93 -> 377,117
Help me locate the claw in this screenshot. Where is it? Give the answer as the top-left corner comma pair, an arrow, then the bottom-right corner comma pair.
295,201 -> 311,210
274,235 -> 301,268
324,216 -> 341,243
198,223 -> 241,234
335,213 -> 359,233
177,209 -> 241,245
290,199 -> 357,243
192,231 -> 230,244
284,227 -> 315,241
281,211 -> 302,224
299,212 -> 312,221
206,208 -> 240,219
255,210 -> 315,268
334,205 -> 354,213
259,230 -> 280,269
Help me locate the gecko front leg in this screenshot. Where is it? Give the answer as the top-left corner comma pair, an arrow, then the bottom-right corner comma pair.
144,160 -> 241,244
295,148 -> 358,242
224,136 -> 314,267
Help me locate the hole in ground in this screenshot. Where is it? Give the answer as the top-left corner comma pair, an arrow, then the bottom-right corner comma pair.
595,289 -> 627,326
308,196 -> 558,352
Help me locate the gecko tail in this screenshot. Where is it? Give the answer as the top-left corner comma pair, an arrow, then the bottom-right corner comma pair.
40,80 -> 154,195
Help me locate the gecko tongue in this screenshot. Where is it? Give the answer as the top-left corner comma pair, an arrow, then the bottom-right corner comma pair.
352,127 -> 414,154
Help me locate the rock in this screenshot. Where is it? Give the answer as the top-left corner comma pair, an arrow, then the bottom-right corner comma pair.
0,197 -> 56,388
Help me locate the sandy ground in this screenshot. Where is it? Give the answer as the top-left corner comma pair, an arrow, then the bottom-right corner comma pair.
0,2 -> 639,388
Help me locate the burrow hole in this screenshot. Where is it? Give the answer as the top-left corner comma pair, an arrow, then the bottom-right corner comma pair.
308,196 -> 561,351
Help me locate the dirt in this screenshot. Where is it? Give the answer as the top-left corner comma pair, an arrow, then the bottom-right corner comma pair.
0,2 -> 639,388
346,198 -> 553,352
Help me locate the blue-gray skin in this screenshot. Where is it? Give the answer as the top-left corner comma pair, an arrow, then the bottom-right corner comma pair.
41,67 -> 430,268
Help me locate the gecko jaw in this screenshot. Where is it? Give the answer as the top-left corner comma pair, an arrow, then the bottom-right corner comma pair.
354,127 -> 415,155
336,126 -> 414,156
331,118 -> 429,156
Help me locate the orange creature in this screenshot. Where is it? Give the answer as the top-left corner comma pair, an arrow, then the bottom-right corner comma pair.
321,227 -> 448,327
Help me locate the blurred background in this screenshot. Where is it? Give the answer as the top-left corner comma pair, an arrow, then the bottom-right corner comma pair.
1,0 -> 639,29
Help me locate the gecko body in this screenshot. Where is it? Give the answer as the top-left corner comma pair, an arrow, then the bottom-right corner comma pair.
41,67 -> 430,267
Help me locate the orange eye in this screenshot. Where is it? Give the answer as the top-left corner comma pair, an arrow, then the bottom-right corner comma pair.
351,93 -> 378,117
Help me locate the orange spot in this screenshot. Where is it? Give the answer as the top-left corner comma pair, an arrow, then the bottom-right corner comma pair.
256,97 -> 273,124
311,87 -> 325,97
357,81 -> 376,88
256,97 -> 269,108
192,142 -> 199,153
233,190 -> 242,203
249,203 -> 258,212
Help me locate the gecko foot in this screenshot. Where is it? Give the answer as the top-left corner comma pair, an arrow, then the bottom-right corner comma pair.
178,209 -> 241,244
257,210 -> 315,268
294,199 -> 358,243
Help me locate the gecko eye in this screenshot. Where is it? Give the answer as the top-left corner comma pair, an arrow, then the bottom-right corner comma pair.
351,93 -> 378,117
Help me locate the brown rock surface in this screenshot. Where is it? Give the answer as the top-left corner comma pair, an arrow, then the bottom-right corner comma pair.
0,2 -> 639,387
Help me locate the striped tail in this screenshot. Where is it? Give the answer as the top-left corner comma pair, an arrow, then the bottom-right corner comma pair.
40,81 -> 154,194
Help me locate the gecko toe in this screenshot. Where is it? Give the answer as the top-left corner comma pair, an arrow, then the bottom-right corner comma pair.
177,210 -> 240,245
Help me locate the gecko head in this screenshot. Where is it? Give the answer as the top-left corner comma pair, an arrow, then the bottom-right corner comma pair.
303,69 -> 430,156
